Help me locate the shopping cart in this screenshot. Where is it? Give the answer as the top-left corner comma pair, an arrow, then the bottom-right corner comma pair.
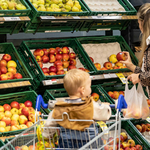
0,94 -> 127,150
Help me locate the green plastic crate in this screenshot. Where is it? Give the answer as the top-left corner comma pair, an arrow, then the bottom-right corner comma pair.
18,38 -> 95,90
76,36 -> 138,74
43,85 -> 116,115
0,90 -> 45,137
82,0 -> 136,16
0,43 -> 33,94
0,139 -> 11,149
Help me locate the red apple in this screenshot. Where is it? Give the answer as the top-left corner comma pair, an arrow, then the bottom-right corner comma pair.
26,121 -> 33,128
69,52 -> 76,60
15,146 -> 20,150
21,107 -> 29,117
130,147 -> 136,150
42,55 -> 49,63
103,62 -> 112,70
116,52 -> 126,61
28,107 -> 34,113
14,73 -> 23,79
49,48 -> 56,55
37,62 -> 43,68
28,113 -> 35,122
1,66 -> 7,74
62,61 -> 69,68
67,65 -> 76,70
35,56 -> 42,62
107,91 -> 114,99
3,104 -> 11,111
33,49 -> 44,56
0,60 -> 7,67
69,59 -> 76,66
62,47 -> 69,54
57,70 -> 65,75
42,48 -> 49,56
42,67 -> 49,73
54,60 -> 63,66
62,54 -> 69,61
147,99 -> 150,105
49,72 -> 56,76
11,120 -> 19,126
55,47 -> 62,54
24,100 -> 32,107
19,103 -> 25,109
56,54 -> 63,61
89,57 -> 94,63
135,145 -> 143,150
10,101 -> 20,109
78,68 -> 85,71
2,54 -> 11,62
49,66 -> 57,73
113,91 -> 119,99
1,117 -> 11,126
6,72 -> 14,80
0,74 -> 7,80
56,65 -> 64,71
94,63 -> 101,70
8,67 -> 17,75
101,67 -> 107,70
91,93 -> 99,102
44,73 -> 49,76
49,54 -> 56,63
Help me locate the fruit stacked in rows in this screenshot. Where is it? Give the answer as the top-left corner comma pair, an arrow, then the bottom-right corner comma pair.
0,54 -> 22,80
104,132 -> 143,150
0,101 -> 40,132
30,0 -> 82,12
96,52 -> 127,70
34,47 -> 89,76
136,123 -> 150,133
107,91 -> 124,99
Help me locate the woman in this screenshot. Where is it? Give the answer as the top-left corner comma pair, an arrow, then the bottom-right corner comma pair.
121,3 -> 150,97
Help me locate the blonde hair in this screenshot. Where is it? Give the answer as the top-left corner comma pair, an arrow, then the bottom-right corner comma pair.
137,3 -> 150,67
63,69 -> 90,96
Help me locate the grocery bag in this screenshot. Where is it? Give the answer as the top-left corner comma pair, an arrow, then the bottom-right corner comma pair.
123,82 -> 149,119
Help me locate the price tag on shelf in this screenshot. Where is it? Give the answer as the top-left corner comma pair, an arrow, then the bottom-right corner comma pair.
109,73 -> 117,78
73,16 -> 80,19
4,17 -> 20,21
103,74 -> 111,79
40,16 -> 55,20
97,121 -> 108,134
116,73 -> 128,84
92,16 -> 98,19
146,117 -> 150,123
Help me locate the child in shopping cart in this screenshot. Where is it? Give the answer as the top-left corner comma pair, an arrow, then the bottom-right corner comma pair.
43,69 -> 111,149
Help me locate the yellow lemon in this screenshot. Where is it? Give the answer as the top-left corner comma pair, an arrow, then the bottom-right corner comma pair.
7,60 -> 17,68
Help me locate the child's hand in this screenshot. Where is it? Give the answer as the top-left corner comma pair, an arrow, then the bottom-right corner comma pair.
102,102 -> 110,105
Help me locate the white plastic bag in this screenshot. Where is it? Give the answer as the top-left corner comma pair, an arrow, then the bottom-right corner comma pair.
123,82 -> 149,119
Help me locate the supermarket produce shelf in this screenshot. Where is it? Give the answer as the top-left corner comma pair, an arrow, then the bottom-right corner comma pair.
0,16 -> 30,22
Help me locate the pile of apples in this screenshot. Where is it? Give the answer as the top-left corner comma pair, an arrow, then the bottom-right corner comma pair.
0,54 -> 22,80
107,91 -> 124,99
99,52 -> 127,70
15,145 -> 36,150
104,132 -> 143,150
33,47 -> 89,76
0,100 -> 38,132
135,123 -> 150,133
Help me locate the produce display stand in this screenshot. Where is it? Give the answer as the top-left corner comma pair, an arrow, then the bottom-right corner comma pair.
0,0 -> 31,34
0,43 -> 33,94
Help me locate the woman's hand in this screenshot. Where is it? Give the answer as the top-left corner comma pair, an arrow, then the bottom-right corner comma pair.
127,73 -> 140,84
120,52 -> 136,72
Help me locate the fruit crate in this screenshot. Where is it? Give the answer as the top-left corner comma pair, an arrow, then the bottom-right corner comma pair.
43,85 -> 116,115
0,43 -> 33,94
0,139 -> 11,149
18,38 -> 95,90
127,119 -> 150,149
0,90 -> 46,137
26,0 -> 89,23
4,134 -> 38,150
76,36 -> 138,74
81,0 -> 136,16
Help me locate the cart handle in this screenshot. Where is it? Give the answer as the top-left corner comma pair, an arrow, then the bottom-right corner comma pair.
35,94 -> 127,111
35,95 -> 48,111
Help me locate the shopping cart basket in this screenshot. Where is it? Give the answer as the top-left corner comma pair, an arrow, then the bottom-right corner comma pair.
0,94 -> 127,150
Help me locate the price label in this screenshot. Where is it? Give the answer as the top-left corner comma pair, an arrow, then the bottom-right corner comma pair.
146,117 -> 150,123
40,16 -> 55,19
116,73 -> 128,84
103,74 -> 111,79
109,73 -> 117,78
97,121 -> 108,134
92,16 -> 98,19
73,16 -> 80,19
4,17 -> 20,21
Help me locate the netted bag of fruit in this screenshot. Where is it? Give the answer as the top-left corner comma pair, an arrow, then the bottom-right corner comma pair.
123,82 -> 149,119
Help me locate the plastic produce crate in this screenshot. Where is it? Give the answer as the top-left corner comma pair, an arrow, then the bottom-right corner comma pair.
81,0 -> 136,16
76,36 -> 138,74
127,119 -> 150,149
0,90 -> 45,137
0,43 -> 33,94
43,85 -> 116,115
18,38 -> 95,90
0,139 -> 11,149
